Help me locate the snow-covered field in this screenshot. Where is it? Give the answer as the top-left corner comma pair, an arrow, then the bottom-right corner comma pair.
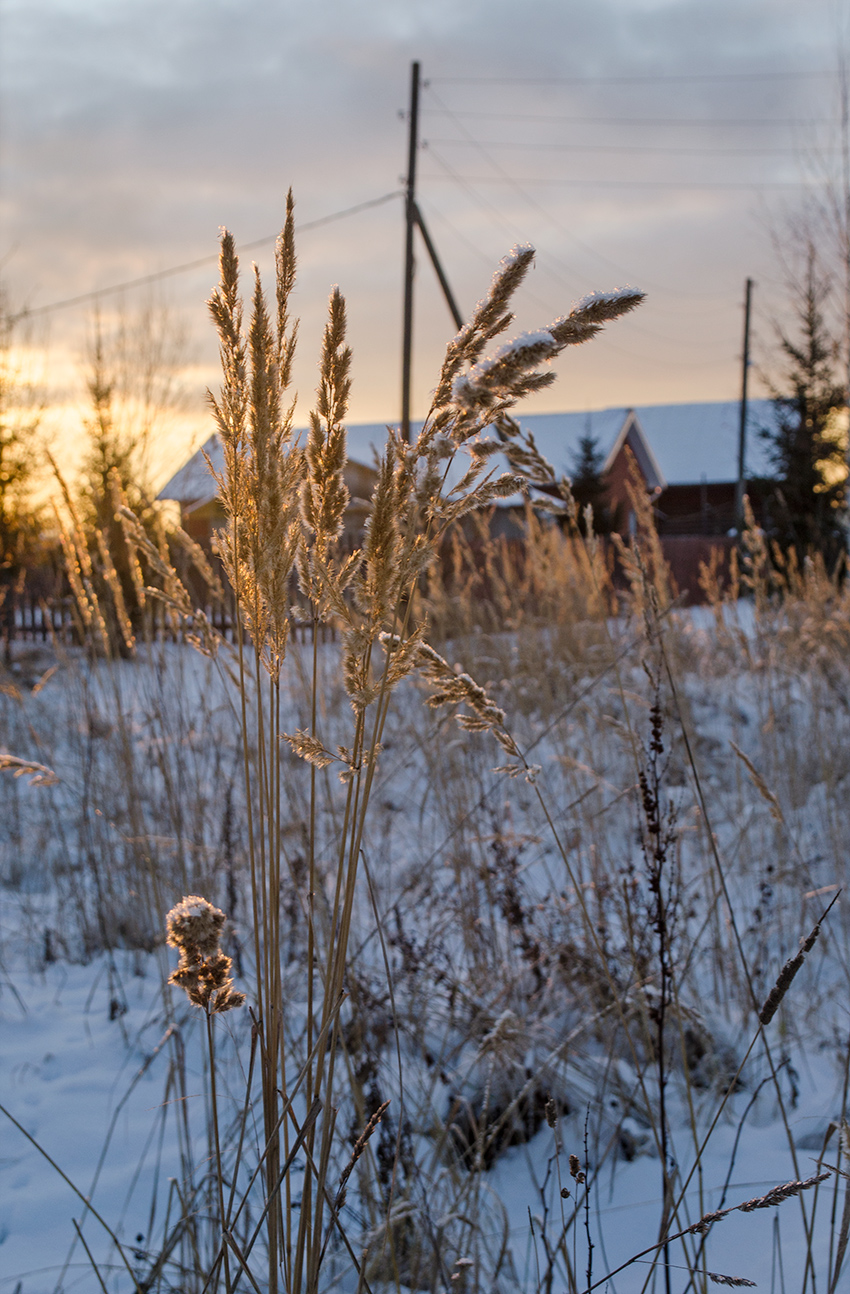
2,949 -> 845,1292
2,605 -> 849,1293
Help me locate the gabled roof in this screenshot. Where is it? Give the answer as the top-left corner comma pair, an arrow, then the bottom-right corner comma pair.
158,401 -> 782,506
158,427 -> 419,507
604,409 -> 666,491
334,400 -> 780,487
158,433 -> 221,506
158,432 -> 380,510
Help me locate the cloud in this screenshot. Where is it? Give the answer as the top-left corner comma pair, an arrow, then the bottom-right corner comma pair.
0,0 -> 841,460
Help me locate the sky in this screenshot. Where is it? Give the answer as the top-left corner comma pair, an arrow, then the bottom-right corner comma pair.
1,0 -> 848,487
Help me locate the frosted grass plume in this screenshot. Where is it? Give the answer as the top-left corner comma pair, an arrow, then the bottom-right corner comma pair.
166,894 -> 245,1014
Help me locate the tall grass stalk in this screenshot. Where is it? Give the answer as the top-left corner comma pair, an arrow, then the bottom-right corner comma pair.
183,207 -> 643,1292
14,193 -> 850,1293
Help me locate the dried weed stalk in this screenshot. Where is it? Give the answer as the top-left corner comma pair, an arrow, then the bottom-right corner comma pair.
62,198 -> 643,1294
166,894 -> 245,1014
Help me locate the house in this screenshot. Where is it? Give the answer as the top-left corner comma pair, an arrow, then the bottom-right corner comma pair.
158,432 -> 379,551
341,402 -> 780,598
158,401 -> 780,600
490,400 -> 779,597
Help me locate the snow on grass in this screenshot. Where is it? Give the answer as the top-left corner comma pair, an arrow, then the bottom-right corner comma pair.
0,934 -> 182,1291
1,609 -> 850,1290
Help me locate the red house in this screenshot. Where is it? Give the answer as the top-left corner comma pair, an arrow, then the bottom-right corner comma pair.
158,402 -> 779,602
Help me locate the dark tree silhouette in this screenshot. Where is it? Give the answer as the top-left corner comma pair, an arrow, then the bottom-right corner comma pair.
762,243 -> 848,567
0,294 -> 44,595
570,430 -> 615,535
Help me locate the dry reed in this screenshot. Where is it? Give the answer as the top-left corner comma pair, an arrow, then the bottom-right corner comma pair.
9,193 -> 850,1294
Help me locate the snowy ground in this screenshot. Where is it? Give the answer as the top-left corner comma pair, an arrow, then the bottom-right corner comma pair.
2,945 -> 844,1292
1,615 -> 849,1293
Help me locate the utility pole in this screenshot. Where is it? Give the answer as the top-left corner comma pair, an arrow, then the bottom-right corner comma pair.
400,61 -> 464,442
401,60 -> 420,444
413,203 -> 463,331
736,277 -> 753,533
840,50 -> 850,420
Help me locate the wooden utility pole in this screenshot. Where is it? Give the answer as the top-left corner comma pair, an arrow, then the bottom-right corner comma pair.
413,203 -> 463,331
736,277 -> 753,533
840,52 -> 850,420
401,61 -> 420,444
400,61 -> 464,442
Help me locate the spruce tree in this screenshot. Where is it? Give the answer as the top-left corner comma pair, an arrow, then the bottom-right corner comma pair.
570,430 -> 614,535
763,244 -> 847,566
0,294 -> 44,587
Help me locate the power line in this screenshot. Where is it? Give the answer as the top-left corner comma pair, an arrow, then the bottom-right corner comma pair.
419,193 -> 735,344
421,110 -> 830,127
423,144 -> 589,303
423,88 -> 633,297
422,88 -> 733,299
18,191 -> 403,321
429,70 -> 831,85
415,193 -> 503,273
421,140 -> 730,331
422,173 -> 816,190
422,183 -> 730,357
424,139 -> 830,157
417,150 -> 584,316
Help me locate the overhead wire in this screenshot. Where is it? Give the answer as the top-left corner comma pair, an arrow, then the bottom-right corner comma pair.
422,147 -> 733,361
429,70 -> 831,84
420,78 -> 796,386
20,69 -> 819,389
410,189 -> 630,360
424,139 -> 836,158
424,84 -> 643,296
421,110 -> 832,128
414,194 -> 502,276
417,191 -> 737,352
423,167 -> 644,363
416,203 -> 715,367
416,73 -> 826,377
422,172 -> 816,190
423,84 -> 735,309
17,190 -> 403,321
419,66 -> 824,342
421,145 -> 585,315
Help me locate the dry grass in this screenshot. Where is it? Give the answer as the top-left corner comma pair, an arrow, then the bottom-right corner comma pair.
3,207 -> 850,1293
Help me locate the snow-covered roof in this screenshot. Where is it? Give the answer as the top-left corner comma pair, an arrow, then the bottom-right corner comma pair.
158,434 -> 222,504
604,409 -> 666,491
338,400 -> 780,487
158,400 -> 780,506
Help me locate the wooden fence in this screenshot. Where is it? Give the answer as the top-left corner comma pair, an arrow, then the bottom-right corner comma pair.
0,582 -> 335,653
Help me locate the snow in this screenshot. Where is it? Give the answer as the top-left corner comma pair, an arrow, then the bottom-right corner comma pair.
473,401 -> 779,485
1,619 -> 848,1291
157,433 -> 221,505
571,286 -> 644,310
481,330 -> 558,362
1,946 -> 842,1291
498,244 -> 535,269
451,331 -> 559,408
160,401 -> 779,513
0,933 -> 193,1291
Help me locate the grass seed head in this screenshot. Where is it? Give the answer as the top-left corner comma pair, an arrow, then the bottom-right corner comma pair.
166,895 -> 245,1014
569,1153 -> 586,1183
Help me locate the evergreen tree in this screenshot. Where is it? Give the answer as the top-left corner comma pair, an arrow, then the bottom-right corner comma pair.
80,325 -> 147,533
0,294 -> 44,586
570,430 -> 615,535
74,310 -> 176,650
79,295 -> 187,534
762,243 -> 848,566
